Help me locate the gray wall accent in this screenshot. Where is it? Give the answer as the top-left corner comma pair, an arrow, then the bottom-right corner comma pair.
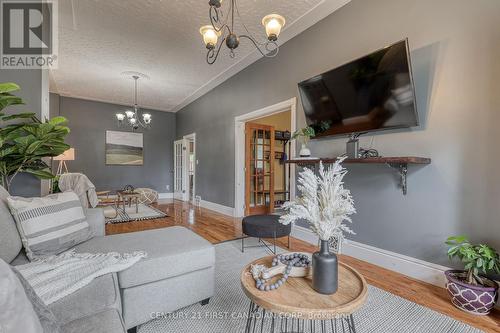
49,92 -> 60,118
53,95 -> 175,193
176,0 -> 500,266
0,69 -> 43,196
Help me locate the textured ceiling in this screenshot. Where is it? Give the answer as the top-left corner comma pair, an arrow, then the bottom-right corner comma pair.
50,0 -> 349,112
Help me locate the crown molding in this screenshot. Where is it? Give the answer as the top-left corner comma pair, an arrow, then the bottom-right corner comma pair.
51,92 -> 176,113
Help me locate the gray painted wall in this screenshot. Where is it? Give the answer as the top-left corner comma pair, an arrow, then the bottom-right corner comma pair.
49,91 -> 60,118
52,95 -> 176,193
176,0 -> 500,266
0,69 -> 43,196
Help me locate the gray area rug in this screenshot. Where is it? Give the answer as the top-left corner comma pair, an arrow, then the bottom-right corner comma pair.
104,204 -> 167,224
138,239 -> 483,333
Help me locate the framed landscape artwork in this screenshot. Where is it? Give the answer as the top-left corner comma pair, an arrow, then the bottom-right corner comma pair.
105,130 -> 143,165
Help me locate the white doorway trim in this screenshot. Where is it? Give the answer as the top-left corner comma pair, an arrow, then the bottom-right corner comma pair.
183,133 -> 196,202
234,97 -> 297,217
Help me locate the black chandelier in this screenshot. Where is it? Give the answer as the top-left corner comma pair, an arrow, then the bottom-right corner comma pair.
199,0 -> 286,65
115,73 -> 151,130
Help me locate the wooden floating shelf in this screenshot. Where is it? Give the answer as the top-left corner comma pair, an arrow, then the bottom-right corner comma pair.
286,156 -> 431,195
286,156 -> 431,165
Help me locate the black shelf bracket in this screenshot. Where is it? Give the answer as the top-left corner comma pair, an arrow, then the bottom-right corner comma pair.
387,163 -> 408,195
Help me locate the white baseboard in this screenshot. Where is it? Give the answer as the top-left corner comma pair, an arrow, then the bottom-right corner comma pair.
200,200 -> 235,217
291,225 -> 450,287
160,195 -> 234,216
291,224 -> 319,245
342,239 -> 450,287
158,192 -> 174,199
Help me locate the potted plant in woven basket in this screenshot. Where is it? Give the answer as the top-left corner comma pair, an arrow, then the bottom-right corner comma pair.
445,236 -> 500,315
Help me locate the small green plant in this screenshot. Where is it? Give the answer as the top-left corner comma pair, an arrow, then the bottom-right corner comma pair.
51,175 -> 61,193
446,236 -> 500,286
0,82 -> 70,191
292,126 -> 315,144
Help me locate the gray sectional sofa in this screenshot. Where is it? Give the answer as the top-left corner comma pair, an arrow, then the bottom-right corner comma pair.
0,185 -> 215,332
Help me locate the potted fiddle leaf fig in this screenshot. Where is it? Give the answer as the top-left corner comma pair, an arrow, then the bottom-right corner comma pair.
0,82 -> 70,191
445,236 -> 500,315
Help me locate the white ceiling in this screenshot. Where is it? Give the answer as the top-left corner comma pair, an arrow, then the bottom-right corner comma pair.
50,0 -> 350,112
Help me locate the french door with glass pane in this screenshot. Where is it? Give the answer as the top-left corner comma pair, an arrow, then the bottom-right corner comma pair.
173,139 -> 185,200
245,123 -> 275,215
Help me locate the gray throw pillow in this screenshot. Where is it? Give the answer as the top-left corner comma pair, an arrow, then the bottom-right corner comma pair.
7,191 -> 93,260
0,185 -> 23,263
0,258 -> 43,333
11,266 -> 61,333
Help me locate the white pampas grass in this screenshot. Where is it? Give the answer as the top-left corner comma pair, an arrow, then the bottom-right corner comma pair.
279,158 -> 356,241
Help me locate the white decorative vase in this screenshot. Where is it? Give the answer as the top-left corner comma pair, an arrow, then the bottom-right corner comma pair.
299,143 -> 311,157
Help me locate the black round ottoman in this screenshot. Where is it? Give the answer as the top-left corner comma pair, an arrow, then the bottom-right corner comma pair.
241,215 -> 291,254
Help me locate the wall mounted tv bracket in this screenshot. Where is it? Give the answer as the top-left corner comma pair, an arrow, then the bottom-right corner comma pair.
346,133 -> 362,158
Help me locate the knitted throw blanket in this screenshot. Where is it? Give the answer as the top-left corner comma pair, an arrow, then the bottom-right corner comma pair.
16,250 -> 147,305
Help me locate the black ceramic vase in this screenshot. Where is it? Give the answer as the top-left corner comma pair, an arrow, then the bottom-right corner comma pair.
312,240 -> 338,295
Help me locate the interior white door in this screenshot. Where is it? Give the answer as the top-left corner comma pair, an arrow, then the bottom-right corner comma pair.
182,140 -> 190,202
182,137 -> 195,202
173,139 -> 186,200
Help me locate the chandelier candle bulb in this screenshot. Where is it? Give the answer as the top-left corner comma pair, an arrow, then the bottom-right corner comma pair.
200,25 -> 220,49
125,110 -> 134,119
116,113 -> 125,121
262,14 -> 286,41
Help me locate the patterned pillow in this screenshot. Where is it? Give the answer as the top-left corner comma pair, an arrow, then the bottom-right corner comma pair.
7,191 -> 93,260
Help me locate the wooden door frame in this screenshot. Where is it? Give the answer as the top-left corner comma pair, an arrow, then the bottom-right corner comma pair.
234,98 -> 297,217
245,123 -> 275,216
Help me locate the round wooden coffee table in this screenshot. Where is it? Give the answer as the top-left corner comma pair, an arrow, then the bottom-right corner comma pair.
240,256 -> 367,333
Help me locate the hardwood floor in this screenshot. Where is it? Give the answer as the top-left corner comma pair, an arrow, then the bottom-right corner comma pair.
106,200 -> 500,332
106,200 -> 243,242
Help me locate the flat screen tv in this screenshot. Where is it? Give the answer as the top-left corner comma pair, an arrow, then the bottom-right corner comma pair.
298,39 -> 418,139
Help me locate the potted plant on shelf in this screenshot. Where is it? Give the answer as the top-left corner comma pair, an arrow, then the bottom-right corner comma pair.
292,126 -> 315,157
445,236 -> 500,315
279,158 -> 356,294
0,82 -> 70,191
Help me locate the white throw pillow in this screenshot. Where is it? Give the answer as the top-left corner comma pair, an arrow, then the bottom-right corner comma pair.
7,191 -> 93,260
0,259 -> 43,333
